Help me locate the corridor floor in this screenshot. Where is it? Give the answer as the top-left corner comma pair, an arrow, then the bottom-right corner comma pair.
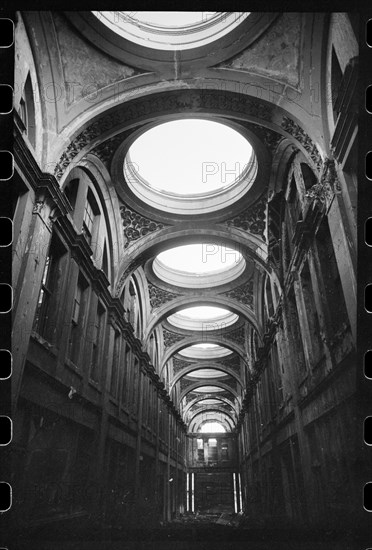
10,514 -> 363,550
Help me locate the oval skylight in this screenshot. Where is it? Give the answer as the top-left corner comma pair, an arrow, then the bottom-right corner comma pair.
94,12 -> 249,51
153,243 -> 246,288
179,344 -> 232,359
197,398 -> 224,405
124,120 -> 257,215
185,368 -> 227,379
168,306 -> 239,331
127,120 -> 252,195
193,385 -> 224,393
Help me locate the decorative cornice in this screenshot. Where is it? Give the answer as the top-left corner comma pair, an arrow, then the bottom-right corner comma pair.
222,279 -> 254,309
120,205 -> 165,249
148,282 -> 180,310
14,123 -> 71,218
225,195 -> 267,240
281,116 -> 323,171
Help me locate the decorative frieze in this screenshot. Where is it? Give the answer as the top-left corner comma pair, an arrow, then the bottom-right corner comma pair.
120,205 -> 165,249
225,195 -> 267,240
281,116 -> 323,171
148,282 -> 179,310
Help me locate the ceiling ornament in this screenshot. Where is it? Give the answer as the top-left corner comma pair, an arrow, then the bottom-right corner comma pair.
219,354 -> 242,375
147,282 -> 180,310
172,357 -> 192,374
91,133 -> 128,167
245,122 -> 284,154
281,116 -> 323,171
162,328 -> 185,349
120,205 -> 165,249
53,90 -> 275,180
222,279 -> 254,308
225,194 -> 267,240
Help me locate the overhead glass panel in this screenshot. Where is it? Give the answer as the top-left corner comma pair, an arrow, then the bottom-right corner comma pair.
153,243 -> 247,288
94,12 -> 249,51
179,344 -> 232,359
124,119 -> 257,215
168,306 -> 239,331
127,120 -> 252,195
185,369 -> 227,379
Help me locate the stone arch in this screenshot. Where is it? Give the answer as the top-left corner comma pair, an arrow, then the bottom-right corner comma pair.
178,382 -> 238,405
170,364 -> 243,392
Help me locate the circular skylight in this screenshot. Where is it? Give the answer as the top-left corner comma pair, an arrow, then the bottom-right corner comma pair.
94,12 -> 249,51
153,243 -> 246,288
168,306 -> 239,331
124,119 -> 257,215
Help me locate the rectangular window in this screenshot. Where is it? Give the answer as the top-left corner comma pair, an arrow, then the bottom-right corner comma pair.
82,201 -> 95,245
221,443 -> 229,460
316,219 -> 349,336
68,274 -> 88,365
110,331 -> 121,397
122,344 -> 131,406
287,176 -> 302,241
18,97 -> 27,128
131,357 -> 139,414
300,262 -> 323,367
90,302 -> 105,382
33,233 -> 66,343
